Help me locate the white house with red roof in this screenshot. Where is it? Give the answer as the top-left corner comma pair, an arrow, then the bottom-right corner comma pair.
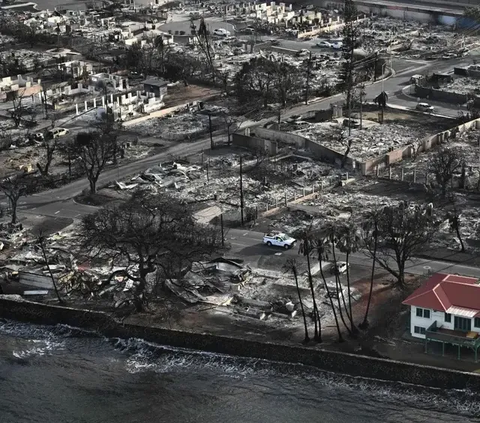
402,273 -> 480,360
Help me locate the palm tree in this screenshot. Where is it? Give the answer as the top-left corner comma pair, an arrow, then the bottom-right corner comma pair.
298,228 -> 322,343
284,259 -> 310,344
360,209 -> 380,329
312,233 -> 344,342
336,220 -> 360,334
325,222 -> 352,336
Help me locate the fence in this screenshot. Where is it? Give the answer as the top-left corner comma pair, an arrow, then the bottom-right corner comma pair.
376,165 -> 429,186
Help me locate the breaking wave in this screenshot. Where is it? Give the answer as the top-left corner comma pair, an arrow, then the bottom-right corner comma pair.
111,337 -> 480,418
1,320 -> 479,418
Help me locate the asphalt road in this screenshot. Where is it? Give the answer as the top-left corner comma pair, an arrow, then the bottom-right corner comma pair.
227,228 -> 480,279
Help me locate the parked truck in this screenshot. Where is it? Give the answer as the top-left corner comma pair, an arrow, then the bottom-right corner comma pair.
263,232 -> 296,249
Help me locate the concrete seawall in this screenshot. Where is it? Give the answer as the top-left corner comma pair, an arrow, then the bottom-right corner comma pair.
1,296 -> 480,390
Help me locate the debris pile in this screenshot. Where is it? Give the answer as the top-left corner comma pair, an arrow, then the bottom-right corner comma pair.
266,178 -> 480,252
166,258 -> 252,304
437,76 -> 480,96
130,108 -> 225,141
119,154 -> 340,210
360,17 -> 475,60
389,126 -> 480,183
290,119 -> 426,160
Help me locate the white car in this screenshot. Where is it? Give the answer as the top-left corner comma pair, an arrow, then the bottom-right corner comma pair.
317,40 -> 331,48
213,28 -> 231,37
416,102 -> 434,112
329,261 -> 349,275
47,127 -> 69,138
331,41 -> 343,50
263,233 -> 296,249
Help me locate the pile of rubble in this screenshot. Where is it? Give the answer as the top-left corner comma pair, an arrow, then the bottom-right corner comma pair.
0,49 -> 45,72
291,119 -> 425,160
361,17 -> 475,60
267,178 -> 480,252
117,154 -> 341,210
437,76 -> 480,96
130,107 -> 226,141
128,161 -> 301,206
388,126 -> 480,184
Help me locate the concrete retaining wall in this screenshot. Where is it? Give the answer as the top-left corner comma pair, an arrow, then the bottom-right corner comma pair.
362,118 -> 480,174
305,138 -> 354,167
414,85 -> 468,105
232,133 -> 278,155
241,127 -> 354,167
252,127 -> 306,148
236,116 -> 480,175
1,296 -> 480,390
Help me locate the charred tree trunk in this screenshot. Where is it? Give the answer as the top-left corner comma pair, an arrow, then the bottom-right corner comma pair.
331,238 -> 352,335
293,264 -> 310,344
306,245 -> 321,343
319,255 -> 343,342
360,229 -> 377,329
345,251 -> 358,335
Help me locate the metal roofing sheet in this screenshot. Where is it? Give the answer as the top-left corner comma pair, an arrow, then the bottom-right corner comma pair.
446,306 -> 477,318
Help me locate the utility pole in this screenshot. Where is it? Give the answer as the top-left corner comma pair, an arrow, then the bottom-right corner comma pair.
220,213 -> 225,247
208,113 -> 214,150
304,50 -> 312,105
240,155 -> 244,226
381,62 -> 386,93
359,83 -> 365,130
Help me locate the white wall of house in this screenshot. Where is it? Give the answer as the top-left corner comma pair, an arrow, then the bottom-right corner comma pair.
409,306 -> 480,339
410,306 -> 433,339
432,310 -> 454,331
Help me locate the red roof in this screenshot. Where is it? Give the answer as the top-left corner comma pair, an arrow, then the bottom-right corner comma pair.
402,273 -> 480,316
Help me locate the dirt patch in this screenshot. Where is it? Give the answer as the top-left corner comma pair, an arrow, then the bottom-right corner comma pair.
359,274 -> 425,341
359,107 -> 453,132
164,84 -> 221,108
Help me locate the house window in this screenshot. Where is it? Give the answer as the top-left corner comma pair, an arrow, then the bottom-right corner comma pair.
414,326 -> 426,335
416,307 -> 430,318
445,313 -> 451,323
475,318 -> 480,328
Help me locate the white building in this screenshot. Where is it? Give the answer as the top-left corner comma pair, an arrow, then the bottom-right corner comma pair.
403,273 -> 480,361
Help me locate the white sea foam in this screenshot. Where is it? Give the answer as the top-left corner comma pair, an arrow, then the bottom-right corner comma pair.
1,321 -> 479,418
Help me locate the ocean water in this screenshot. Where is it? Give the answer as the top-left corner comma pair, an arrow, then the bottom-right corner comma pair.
0,320 -> 479,423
